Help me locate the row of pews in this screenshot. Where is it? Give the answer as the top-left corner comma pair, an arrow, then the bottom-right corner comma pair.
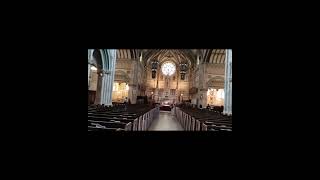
88,104 -> 160,132
209,106 -> 224,113
174,105 -> 232,132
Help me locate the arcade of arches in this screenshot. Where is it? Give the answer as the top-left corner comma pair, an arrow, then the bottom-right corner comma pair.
88,49 -> 232,131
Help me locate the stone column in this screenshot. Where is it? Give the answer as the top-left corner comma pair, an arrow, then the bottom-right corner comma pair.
128,85 -> 137,104
199,89 -> 207,108
88,63 -> 91,88
198,63 -> 208,108
176,71 -> 179,89
88,49 -> 92,87
228,50 -> 232,114
128,59 -> 138,104
94,71 -> 103,104
223,49 -> 232,115
128,84 -> 132,104
154,88 -> 159,103
106,49 -> 117,106
96,49 -> 117,106
100,71 -> 109,105
156,67 -> 159,89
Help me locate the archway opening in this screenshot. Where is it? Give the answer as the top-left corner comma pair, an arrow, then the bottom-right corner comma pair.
111,70 -> 130,104
207,88 -> 224,106
112,82 -> 129,103
206,76 -> 225,108
88,49 -> 103,105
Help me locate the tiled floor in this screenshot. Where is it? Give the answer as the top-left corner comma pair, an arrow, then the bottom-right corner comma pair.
148,110 -> 183,131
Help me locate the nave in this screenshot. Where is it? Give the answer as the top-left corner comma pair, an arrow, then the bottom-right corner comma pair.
88,103 -> 232,132
148,111 -> 183,131
88,49 -> 232,132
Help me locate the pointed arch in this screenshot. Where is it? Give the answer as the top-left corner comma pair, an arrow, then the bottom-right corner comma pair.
207,76 -> 225,89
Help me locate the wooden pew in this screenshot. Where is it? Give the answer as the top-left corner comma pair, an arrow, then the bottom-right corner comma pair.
88,126 -> 124,131
175,106 -> 232,131
88,117 -> 133,131
89,120 -> 132,131
88,105 -> 160,131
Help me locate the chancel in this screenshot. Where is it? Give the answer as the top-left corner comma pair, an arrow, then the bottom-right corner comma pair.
88,49 -> 232,132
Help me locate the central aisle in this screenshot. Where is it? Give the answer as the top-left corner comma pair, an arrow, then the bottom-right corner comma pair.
148,110 -> 184,131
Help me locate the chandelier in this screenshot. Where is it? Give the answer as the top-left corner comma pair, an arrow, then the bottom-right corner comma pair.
151,60 -> 159,79
179,62 -> 188,80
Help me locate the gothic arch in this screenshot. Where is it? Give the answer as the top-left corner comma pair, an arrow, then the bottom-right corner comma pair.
207,76 -> 225,89
88,49 -> 113,72
92,49 -> 104,69
114,69 -> 130,83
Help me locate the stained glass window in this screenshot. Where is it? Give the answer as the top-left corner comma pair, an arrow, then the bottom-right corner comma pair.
161,62 -> 176,76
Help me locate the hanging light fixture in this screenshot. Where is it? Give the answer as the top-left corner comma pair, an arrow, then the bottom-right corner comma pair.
151,59 -> 159,70
179,62 -> 188,80
151,59 -> 159,79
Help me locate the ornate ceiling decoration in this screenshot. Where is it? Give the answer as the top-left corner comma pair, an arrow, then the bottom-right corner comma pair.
115,49 -> 227,67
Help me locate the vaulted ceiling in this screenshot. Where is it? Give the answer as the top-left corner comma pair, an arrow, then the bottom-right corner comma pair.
141,49 -> 197,65
116,49 -> 227,66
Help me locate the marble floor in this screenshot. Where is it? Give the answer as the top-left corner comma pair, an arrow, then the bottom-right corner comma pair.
148,110 -> 183,131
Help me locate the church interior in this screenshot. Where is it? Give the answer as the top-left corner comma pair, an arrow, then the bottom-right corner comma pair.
88,49 -> 232,132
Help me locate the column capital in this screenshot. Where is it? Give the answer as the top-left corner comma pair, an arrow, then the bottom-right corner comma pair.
98,70 -> 111,75
104,70 -> 111,74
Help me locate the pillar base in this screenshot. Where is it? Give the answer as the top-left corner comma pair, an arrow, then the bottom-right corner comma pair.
222,111 -> 232,116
